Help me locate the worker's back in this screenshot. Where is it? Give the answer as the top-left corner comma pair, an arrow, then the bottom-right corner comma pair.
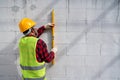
19,36 -> 46,80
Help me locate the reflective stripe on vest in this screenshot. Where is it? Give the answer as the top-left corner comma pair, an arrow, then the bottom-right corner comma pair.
23,75 -> 45,80
20,64 -> 45,70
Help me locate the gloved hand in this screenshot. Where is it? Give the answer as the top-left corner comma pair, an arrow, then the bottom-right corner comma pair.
44,23 -> 54,29
51,47 -> 57,53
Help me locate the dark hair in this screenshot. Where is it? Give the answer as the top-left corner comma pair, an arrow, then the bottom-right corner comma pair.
23,29 -> 29,35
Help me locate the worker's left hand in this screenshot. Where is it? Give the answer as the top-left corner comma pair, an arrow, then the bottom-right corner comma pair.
51,47 -> 57,53
45,23 -> 54,29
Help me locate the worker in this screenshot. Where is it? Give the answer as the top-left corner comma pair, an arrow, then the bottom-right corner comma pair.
18,18 -> 57,80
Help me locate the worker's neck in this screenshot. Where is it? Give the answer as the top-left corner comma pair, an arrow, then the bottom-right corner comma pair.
25,33 -> 37,38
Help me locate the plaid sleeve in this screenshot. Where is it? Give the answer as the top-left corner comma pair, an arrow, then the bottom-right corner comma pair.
37,26 -> 45,38
36,39 -> 55,63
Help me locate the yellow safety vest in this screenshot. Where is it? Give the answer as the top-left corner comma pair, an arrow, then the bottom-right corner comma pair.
19,36 -> 46,80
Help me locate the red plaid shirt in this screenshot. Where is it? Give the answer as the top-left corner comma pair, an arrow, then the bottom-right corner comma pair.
36,26 -> 54,63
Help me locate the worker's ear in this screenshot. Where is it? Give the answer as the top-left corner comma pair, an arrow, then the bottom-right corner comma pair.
31,28 -> 36,34
31,27 -> 38,37
31,28 -> 34,33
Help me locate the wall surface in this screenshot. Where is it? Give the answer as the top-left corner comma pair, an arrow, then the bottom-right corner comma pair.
0,0 -> 120,80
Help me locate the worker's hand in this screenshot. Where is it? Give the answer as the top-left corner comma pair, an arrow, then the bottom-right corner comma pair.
51,47 -> 57,53
45,23 -> 54,29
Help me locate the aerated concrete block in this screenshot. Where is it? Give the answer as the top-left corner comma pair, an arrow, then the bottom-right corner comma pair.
69,0 -> 86,9
0,0 -> 14,7
0,32 -> 15,43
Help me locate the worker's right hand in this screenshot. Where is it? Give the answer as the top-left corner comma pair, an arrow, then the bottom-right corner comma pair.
44,23 -> 54,29
51,47 -> 57,53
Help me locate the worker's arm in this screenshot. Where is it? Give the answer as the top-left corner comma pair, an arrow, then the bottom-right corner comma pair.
36,39 -> 56,63
37,23 -> 53,38
37,26 -> 45,38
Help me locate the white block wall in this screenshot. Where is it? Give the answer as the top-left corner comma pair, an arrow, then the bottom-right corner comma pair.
0,0 -> 120,80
